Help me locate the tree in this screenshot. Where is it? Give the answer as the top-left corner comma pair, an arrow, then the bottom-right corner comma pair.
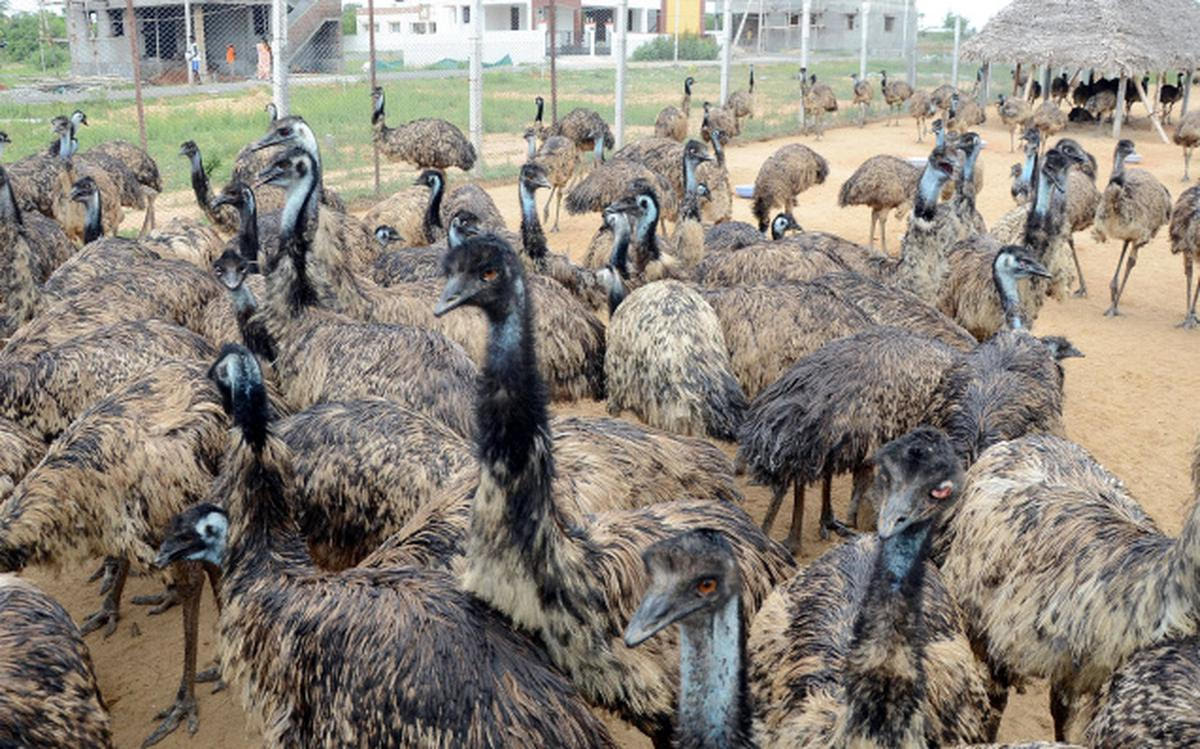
343,3 -> 359,35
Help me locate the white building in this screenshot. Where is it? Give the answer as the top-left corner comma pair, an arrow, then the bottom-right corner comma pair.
346,0 -> 665,66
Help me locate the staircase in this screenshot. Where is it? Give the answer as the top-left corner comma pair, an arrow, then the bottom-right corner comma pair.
287,0 -> 342,72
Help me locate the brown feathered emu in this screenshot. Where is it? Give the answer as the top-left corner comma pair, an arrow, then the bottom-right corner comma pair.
0,319 -> 213,441
752,143 -> 829,232
881,69 -> 914,125
0,360 -> 232,745
370,86 -> 476,171
737,327 -> 961,553
655,76 -> 694,142
0,575 -> 113,748
1084,638 -> 1200,748
432,233 -> 795,745
1175,111 -> 1200,181
927,332 -> 1081,467
837,154 -> 921,252
606,279 -> 748,441
1169,185 -> 1200,327
746,427 -> 996,746
0,417 -> 41,499
800,71 -> 839,139
1092,139 -> 1172,316
524,126 -> 578,232
154,344 -> 616,749
0,164 -> 73,338
937,434 -> 1200,741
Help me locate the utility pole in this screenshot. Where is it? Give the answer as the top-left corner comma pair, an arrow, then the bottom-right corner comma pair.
469,0 -> 483,172
719,0 -> 732,104
672,0 -> 679,64
184,0 -> 193,84
123,0 -> 148,150
549,0 -> 558,122
950,13 -> 961,87
368,0 -> 379,193
798,0 -> 810,128
615,0 -> 628,147
858,1 -> 869,79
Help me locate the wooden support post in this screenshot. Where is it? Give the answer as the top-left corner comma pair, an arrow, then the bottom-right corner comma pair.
1023,64 -> 1035,100
123,0 -> 147,150
1181,68 -> 1194,118
1113,73 -> 1127,139
1132,74 -> 1170,144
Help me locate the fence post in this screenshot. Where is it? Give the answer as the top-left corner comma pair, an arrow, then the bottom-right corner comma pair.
272,0 -> 288,115
906,0 -> 916,86
950,14 -> 960,88
368,0 -> 379,194
798,0 -> 810,129
719,0 -> 732,104
184,0 -> 193,84
858,1 -> 868,80
549,0 -> 558,122
469,0 -> 483,173
123,0 -> 148,151
673,0 -> 679,64
1113,73 -> 1127,139
756,0 -> 764,53
615,0 -> 628,148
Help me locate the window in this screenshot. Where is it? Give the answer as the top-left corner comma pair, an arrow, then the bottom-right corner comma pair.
411,21 -> 434,33
253,6 -> 270,36
107,9 -> 124,37
627,9 -> 635,31
789,13 -> 799,25
845,13 -> 855,30
510,6 -> 520,30
462,5 -> 470,23
389,21 -> 402,32
810,12 -> 821,27
884,15 -> 895,32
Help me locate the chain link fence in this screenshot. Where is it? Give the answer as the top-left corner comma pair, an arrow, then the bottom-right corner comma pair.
1,1 -> 1099,211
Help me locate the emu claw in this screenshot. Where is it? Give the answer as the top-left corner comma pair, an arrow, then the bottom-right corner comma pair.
196,666 -> 227,694
1103,306 -> 1121,317
131,587 -> 180,616
825,520 -> 858,539
1176,315 -> 1198,329
142,695 -> 199,748
88,558 -> 120,595
1072,287 -> 1087,298
80,607 -> 119,638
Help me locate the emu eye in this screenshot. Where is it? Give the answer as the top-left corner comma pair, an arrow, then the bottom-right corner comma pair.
481,269 -> 499,283
696,578 -> 717,596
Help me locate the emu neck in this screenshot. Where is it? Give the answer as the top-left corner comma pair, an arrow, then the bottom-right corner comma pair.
187,153 -> 211,214
238,196 -> 261,266
711,138 -> 725,167
1,180 -> 22,226
56,131 -> 72,161
424,176 -> 445,243
371,96 -> 385,126
842,527 -> 931,747
1019,149 -> 1037,191
681,88 -> 691,116
519,181 -> 548,260
1032,168 -> 1055,220
83,192 -> 102,244
678,595 -> 750,749
1169,495 -> 1200,613
635,205 -> 660,265
525,135 -> 537,160
229,283 -> 278,361
913,168 -> 943,221
995,263 -> 1024,330
1111,152 -> 1129,185
683,156 -> 699,194
276,166 -> 320,315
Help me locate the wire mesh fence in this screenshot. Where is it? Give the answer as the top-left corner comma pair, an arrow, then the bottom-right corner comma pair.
4,1 -> 1160,212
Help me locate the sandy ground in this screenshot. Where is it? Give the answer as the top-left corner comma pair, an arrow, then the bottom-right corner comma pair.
22,105 -> 1200,748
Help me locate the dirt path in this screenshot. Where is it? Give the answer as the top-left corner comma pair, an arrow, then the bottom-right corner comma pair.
25,108 -> 1200,748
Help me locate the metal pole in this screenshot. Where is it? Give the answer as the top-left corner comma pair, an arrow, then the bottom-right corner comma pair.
615,0 -> 628,148
1182,68 -> 1194,118
549,0 -> 558,122
272,0 -> 288,114
368,0 -> 379,194
950,14 -> 960,88
756,0 -> 764,54
900,0 -> 908,74
1113,73 -> 1127,139
906,0 -> 915,85
123,0 -> 148,150
858,2 -> 868,80
469,0 -> 483,173
719,0 -> 731,104
798,0 -> 810,128
184,0 -> 193,84
673,0 -> 679,64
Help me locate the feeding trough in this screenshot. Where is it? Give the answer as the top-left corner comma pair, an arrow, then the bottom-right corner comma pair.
735,184 -> 754,199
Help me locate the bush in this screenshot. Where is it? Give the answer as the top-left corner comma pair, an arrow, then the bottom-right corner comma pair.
631,33 -> 718,62
0,11 -> 69,69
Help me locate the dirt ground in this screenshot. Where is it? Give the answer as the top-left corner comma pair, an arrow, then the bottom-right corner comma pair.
22,104 -> 1200,748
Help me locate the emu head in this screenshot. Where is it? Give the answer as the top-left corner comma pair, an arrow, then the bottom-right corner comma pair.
435,234 -> 523,319
212,249 -> 251,291
873,427 -> 963,540
624,529 -> 739,648
155,503 -> 229,569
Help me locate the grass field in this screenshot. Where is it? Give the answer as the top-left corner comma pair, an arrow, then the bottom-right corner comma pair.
0,47 -> 984,203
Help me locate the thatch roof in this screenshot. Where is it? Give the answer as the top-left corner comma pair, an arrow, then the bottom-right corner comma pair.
962,0 -> 1200,74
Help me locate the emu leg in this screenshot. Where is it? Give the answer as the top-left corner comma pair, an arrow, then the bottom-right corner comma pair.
846,464 -> 875,530
1179,257 -> 1198,328
1185,147 -> 1193,182
553,187 -> 564,233
760,483 -> 788,535
142,563 -> 204,747
820,469 -> 856,539
1106,244 -> 1140,316
1049,681 -> 1075,742
194,562 -> 226,693
138,191 -> 157,238
1103,240 -> 1130,316
81,556 -> 128,637
785,482 -> 806,556
87,556 -> 121,594
543,186 -> 556,224
878,212 -> 889,254
867,210 -> 878,248
1069,237 -> 1088,297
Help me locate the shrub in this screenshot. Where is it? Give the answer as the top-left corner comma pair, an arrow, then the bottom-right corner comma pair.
631,33 -> 718,62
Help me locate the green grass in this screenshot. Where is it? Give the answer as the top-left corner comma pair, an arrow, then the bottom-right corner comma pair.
0,45 -> 1008,201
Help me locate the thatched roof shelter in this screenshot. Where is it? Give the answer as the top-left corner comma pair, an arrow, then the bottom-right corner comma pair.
962,0 -> 1200,74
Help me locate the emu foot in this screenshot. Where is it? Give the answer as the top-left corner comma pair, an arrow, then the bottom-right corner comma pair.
1103,305 -> 1121,317
824,519 -> 858,539
87,557 -> 121,595
142,694 -> 198,748
196,665 -> 227,694
79,604 -> 119,638
1176,314 -> 1198,329
1072,287 -> 1088,298
132,586 -> 180,616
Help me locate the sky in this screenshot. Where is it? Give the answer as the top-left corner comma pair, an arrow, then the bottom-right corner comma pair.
6,0 -> 1009,33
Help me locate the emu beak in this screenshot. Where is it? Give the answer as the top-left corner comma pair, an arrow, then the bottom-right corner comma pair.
1062,344 -> 1085,359
623,591 -> 680,648
250,130 -> 288,152
1024,259 -> 1053,279
534,175 -> 553,190
255,162 -> 289,188
434,275 -> 471,317
154,532 -> 205,569
211,194 -> 237,210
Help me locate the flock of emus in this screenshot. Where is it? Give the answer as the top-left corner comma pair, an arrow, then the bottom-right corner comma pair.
0,66 -> 1199,749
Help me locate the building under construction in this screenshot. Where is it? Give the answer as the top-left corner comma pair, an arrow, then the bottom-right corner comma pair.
710,0 -> 916,54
